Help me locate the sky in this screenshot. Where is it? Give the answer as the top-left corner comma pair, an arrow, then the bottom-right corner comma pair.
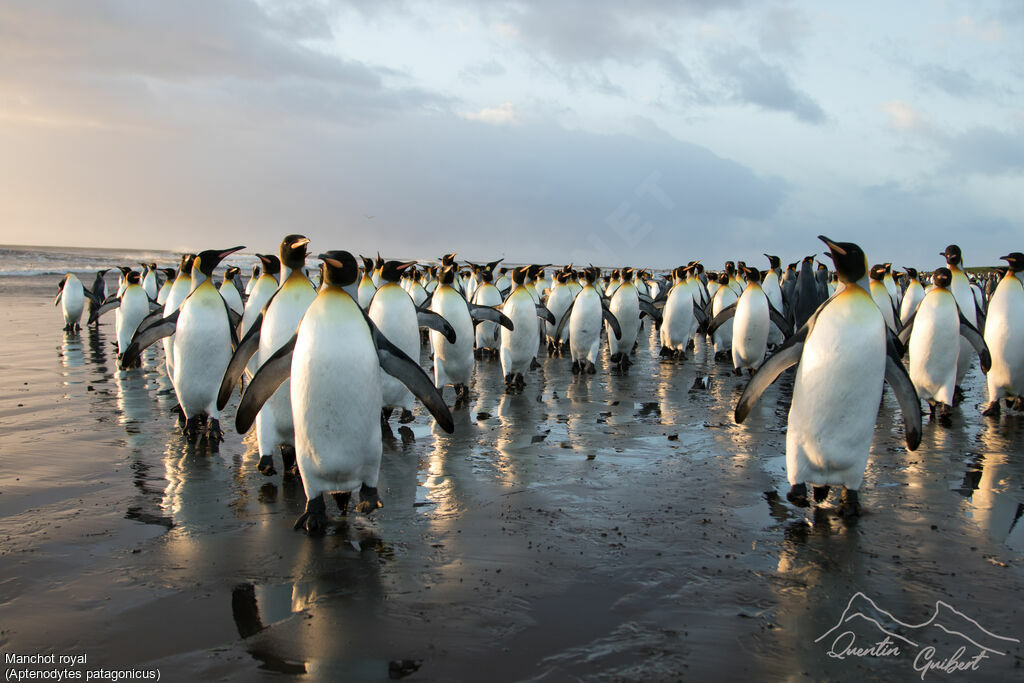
0,0 -> 1021,268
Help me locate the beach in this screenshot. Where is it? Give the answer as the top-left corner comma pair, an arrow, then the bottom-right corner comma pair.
1,254 -> 1022,681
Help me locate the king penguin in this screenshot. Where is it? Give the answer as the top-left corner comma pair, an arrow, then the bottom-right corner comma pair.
942,244 -> 980,400
219,266 -> 244,316
557,267 -> 621,374
370,259 -> 454,425
762,255 -> 785,348
710,272 -> 738,361
903,267 -> 990,426
357,256 -> 377,309
87,269 -> 109,325
244,264 -> 260,297
55,273 -> 86,332
544,269 -> 575,356
113,271 -> 152,367
735,236 -> 921,517
218,236 -> 314,474
659,265 -> 700,360
606,267 -> 642,369
233,250 -> 453,534
500,266 -> 550,388
156,268 -> 176,306
982,253 -> 1024,416
471,262 -> 504,359
898,267 -> 925,324
141,263 -> 158,301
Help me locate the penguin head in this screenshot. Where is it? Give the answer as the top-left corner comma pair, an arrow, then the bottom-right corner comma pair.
724,261 -> 735,275
942,244 -> 962,266
179,253 -> 197,276
479,268 -> 494,283
903,267 -> 918,280
439,265 -> 457,285
511,267 -> 528,285
118,266 -> 133,277
251,264 -> 261,276
717,272 -> 730,285
741,265 -> 760,282
582,268 -> 597,284
256,253 -> 281,276
817,262 -> 828,272
764,254 -> 781,269
375,252 -> 384,269
96,268 -> 109,277
933,267 -> 953,289
1001,252 -> 1024,272
869,264 -> 886,281
280,235 -> 310,270
440,253 -> 458,267
318,251 -> 359,287
195,247 -> 245,278
529,264 -> 549,280
161,267 -> 176,281
380,260 -> 415,282
225,266 -> 240,281
125,271 -> 141,285
621,267 -> 634,282
787,262 -> 797,272
818,236 -> 868,284
360,256 -> 374,274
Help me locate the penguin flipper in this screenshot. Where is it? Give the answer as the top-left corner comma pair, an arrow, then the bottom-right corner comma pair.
602,307 -> 622,340
134,308 -> 166,336
53,290 -> 62,307
148,299 -> 163,312
82,287 -> 100,306
235,334 -> 296,434
638,298 -> 661,323
120,311 -> 179,369
417,310 -> 457,344
218,314 -> 263,411
691,300 -> 709,331
883,344 -> 922,451
553,298 -> 576,342
768,303 -> 793,338
897,311 -> 916,351
88,298 -> 120,325
535,304 -> 556,325
363,313 -> 454,434
735,315 -> 817,423
957,313 -> 992,373
469,304 -> 514,331
706,302 -> 738,337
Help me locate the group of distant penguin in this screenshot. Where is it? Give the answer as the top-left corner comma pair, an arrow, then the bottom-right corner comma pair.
52,235 -> 1024,529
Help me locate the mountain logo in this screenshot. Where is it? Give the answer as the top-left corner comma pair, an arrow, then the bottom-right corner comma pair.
815,592 -> 1020,677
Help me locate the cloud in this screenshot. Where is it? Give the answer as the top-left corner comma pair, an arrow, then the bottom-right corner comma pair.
459,59 -> 507,82
880,100 -> 926,131
709,48 -> 825,123
954,15 -> 1005,43
757,7 -> 810,56
461,102 -> 519,125
943,126 -> 1024,175
916,64 -> 984,98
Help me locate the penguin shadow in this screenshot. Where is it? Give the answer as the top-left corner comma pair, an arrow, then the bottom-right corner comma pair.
59,331 -> 85,369
86,324 -> 109,367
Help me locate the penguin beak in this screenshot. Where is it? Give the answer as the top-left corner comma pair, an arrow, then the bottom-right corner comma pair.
292,237 -> 310,249
817,235 -> 846,256
218,246 -> 245,260
318,253 -> 344,269
398,261 -> 416,272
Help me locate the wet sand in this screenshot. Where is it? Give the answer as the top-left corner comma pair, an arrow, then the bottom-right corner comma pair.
1,274 -> 1022,681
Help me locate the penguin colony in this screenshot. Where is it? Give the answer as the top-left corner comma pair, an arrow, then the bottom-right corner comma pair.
55,236 -> 1020,531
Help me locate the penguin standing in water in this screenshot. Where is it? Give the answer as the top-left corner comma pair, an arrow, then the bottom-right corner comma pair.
234,251 -> 454,534
898,267 -> 925,323
86,269 -> 153,366
430,264 -> 513,403
219,266 -> 244,316
556,267 -> 621,374
219,236 -> 314,474
499,267 -> 553,388
708,266 -> 791,375
901,267 -> 990,426
159,254 -> 196,384
122,247 -> 245,442
762,255 -> 785,348
368,260 -> 455,425
544,269 -> 575,356
942,245 -> 981,401
659,264 -> 703,359
710,272 -> 738,361
55,273 -> 86,332
606,267 -> 643,369
736,236 -> 921,517
141,263 -> 158,301
87,269 -> 108,324
471,262 -> 504,359
982,253 -> 1024,416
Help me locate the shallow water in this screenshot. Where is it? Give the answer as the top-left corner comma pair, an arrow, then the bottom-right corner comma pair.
1,274 -> 1022,681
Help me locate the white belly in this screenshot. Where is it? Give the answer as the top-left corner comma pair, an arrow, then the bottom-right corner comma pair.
172,291 -> 232,419
292,293 -> 383,498
908,291 -> 959,404
500,290 -> 539,375
608,286 -> 640,355
370,286 -> 420,410
732,289 -> 768,370
569,289 -> 602,363
431,288 -> 474,387
984,277 -> 1024,400
786,290 -> 886,489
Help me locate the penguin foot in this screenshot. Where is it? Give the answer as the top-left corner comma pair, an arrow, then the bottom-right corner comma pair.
399,409 -> 414,424
732,367 -> 743,376
982,400 -> 1001,417
1014,396 -> 1024,411
206,418 -> 224,444
280,445 -> 299,477
689,375 -> 710,392
294,495 -> 328,535
686,339 -> 695,351
355,484 -> 383,515
382,406 -> 394,424
786,483 -> 810,508
530,357 -> 541,370
571,360 -> 581,374
937,403 -> 952,428
257,455 -> 277,477
714,351 -> 730,362
835,488 -> 861,518
812,485 -> 830,503
585,361 -> 596,374
332,491 -> 352,516
659,346 -> 673,358
515,372 -> 525,387
183,416 -> 202,443
673,349 -> 687,361
953,385 -> 965,404
474,348 -> 483,359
